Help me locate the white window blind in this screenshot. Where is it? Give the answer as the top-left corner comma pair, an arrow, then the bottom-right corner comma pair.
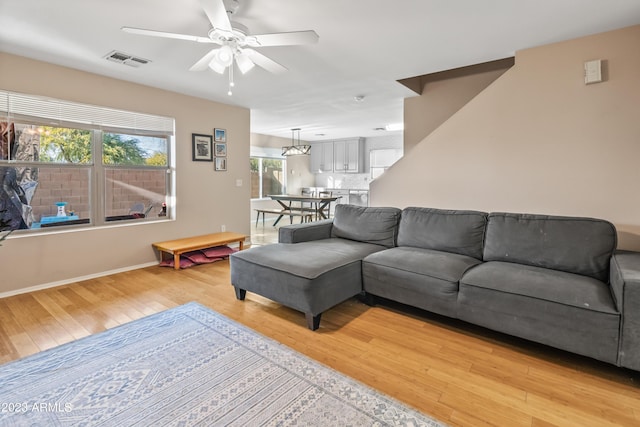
0,90 -> 174,135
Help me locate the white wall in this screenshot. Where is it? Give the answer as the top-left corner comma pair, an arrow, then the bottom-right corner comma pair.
372,25 -> 640,251
364,134 -> 403,171
0,53 -> 251,295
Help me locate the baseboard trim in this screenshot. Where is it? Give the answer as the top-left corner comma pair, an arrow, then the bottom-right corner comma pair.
0,261 -> 159,299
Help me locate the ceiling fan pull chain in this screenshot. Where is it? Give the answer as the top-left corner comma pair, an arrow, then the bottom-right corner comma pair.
228,59 -> 234,96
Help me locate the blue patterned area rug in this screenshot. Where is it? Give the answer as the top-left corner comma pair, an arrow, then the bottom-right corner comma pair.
0,302 -> 446,426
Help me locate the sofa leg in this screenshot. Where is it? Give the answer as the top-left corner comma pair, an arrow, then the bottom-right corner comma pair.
360,292 -> 377,306
305,313 -> 321,331
234,287 -> 246,300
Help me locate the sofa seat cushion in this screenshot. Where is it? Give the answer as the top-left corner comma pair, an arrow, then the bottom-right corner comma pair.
365,247 -> 482,284
362,247 -> 481,317
233,238 -> 385,279
462,261 -> 618,313
458,261 -> 620,364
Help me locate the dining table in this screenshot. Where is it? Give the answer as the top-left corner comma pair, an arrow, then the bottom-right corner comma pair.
268,194 -> 341,226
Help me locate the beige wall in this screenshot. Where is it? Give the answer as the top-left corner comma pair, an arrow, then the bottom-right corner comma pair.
372,25 -> 640,251
0,53 -> 251,295
403,65 -> 511,152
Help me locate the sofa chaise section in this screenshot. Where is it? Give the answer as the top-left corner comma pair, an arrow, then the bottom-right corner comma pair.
230,205 -> 401,330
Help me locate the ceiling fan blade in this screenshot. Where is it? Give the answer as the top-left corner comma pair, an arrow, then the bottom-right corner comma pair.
248,30 -> 319,47
189,48 -> 220,71
243,49 -> 288,74
200,0 -> 232,33
121,26 -> 214,44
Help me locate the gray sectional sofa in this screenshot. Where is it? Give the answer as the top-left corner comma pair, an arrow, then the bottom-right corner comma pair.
230,204 -> 640,371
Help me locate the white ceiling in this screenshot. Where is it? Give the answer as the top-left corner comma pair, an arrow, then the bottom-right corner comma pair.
1,0 -> 639,142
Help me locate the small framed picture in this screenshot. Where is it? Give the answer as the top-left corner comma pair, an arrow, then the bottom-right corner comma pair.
192,133 -> 213,161
214,142 -> 227,157
215,157 -> 227,171
214,128 -> 226,142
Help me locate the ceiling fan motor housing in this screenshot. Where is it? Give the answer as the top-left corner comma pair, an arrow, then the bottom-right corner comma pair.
122,0 -> 317,81
208,22 -> 253,45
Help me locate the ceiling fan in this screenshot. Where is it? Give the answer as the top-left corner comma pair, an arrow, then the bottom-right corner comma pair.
122,0 -> 319,95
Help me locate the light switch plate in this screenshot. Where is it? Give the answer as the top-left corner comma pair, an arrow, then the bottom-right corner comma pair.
584,59 -> 602,84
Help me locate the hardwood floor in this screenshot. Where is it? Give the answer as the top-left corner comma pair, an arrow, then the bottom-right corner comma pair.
1,250 -> 639,426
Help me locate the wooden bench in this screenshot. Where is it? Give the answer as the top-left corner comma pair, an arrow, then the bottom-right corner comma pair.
152,231 -> 247,270
255,209 -> 313,227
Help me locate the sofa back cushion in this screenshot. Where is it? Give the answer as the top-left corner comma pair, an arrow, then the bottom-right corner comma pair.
397,207 -> 488,259
484,212 -> 617,281
331,205 -> 401,248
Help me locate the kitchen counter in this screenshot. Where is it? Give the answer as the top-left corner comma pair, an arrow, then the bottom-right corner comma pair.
302,187 -> 368,207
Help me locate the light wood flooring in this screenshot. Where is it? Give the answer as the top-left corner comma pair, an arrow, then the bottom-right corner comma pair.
1,229 -> 639,426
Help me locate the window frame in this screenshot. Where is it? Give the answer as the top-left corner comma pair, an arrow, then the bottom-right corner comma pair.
250,155 -> 287,200
0,90 -> 175,234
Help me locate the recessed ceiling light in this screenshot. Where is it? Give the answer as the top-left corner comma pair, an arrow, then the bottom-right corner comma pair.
385,123 -> 404,131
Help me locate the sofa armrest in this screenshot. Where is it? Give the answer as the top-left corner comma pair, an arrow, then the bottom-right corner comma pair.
610,250 -> 640,370
278,219 -> 333,244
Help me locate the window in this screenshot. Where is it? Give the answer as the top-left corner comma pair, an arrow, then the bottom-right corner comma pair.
102,132 -> 168,221
250,157 -> 286,199
0,91 -> 173,232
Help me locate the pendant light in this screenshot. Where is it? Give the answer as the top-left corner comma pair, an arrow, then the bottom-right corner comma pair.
282,128 -> 311,156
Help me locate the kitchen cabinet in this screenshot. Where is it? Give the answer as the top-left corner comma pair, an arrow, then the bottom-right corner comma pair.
370,148 -> 403,179
310,141 -> 334,173
333,138 -> 364,173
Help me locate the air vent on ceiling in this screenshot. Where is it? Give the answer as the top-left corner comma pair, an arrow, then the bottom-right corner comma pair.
104,50 -> 151,68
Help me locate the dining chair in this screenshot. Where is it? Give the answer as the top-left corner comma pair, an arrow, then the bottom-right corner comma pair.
317,190 -> 333,219
300,188 -> 315,222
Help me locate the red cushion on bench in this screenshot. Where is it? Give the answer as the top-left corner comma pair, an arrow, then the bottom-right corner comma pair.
202,245 -> 236,258
182,250 -> 218,264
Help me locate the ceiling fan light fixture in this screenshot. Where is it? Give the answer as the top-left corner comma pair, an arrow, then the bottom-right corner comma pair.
208,58 -> 226,74
216,45 -> 234,67
235,52 -> 255,74
122,0 -> 318,97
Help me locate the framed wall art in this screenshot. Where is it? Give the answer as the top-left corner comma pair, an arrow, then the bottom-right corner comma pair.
215,157 -> 227,171
192,133 -> 213,161
214,128 -> 226,142
214,142 -> 227,157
